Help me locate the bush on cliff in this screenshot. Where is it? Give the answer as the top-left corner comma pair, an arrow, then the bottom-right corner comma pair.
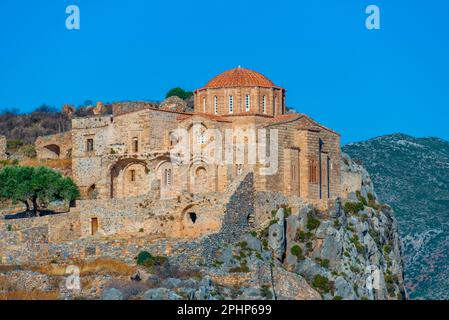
165,87 -> 193,100
0,165 -> 79,215
344,201 -> 365,214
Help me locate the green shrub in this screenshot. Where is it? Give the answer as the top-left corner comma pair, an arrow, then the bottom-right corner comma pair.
290,245 -> 305,260
344,201 -> 365,214
367,193 -> 380,210
165,87 -> 193,100
260,285 -> 273,299
333,295 -> 343,300
18,145 -> 36,158
6,139 -> 24,150
349,235 -> 365,254
383,244 -> 392,254
296,230 -> 313,243
136,251 -> 153,266
316,258 -> 330,268
312,275 -> 331,294
356,191 -> 367,206
284,207 -> 292,217
307,212 -> 320,231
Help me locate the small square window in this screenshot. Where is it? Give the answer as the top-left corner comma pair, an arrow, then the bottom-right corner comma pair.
86,139 -> 94,152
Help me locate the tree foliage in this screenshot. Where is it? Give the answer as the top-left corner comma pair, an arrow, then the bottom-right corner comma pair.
0,166 -> 79,215
165,87 -> 193,100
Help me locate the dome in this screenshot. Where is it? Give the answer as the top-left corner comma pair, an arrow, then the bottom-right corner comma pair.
201,67 -> 280,90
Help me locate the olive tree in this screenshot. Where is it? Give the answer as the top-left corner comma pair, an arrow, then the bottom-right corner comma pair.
0,166 -> 79,215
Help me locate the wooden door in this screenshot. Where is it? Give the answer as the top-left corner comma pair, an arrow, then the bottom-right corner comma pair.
91,218 -> 98,235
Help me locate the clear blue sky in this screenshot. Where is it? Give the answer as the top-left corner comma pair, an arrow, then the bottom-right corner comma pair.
0,0 -> 448,144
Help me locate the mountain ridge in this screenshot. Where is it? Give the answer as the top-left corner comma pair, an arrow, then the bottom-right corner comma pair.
343,132 -> 449,299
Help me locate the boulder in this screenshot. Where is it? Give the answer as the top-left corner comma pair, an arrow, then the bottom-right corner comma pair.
102,288 -> 123,300
272,266 -> 321,300
334,276 -> 356,300
144,288 -> 182,300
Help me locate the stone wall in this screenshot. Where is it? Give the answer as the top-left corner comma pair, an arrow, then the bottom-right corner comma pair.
35,132 -> 72,160
0,135 -> 6,160
0,172 -> 258,266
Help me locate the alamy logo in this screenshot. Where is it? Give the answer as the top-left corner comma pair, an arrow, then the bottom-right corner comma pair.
169,123 -> 279,175
366,265 -> 381,291
66,5 -> 80,30
365,5 -> 381,30
65,265 -> 81,290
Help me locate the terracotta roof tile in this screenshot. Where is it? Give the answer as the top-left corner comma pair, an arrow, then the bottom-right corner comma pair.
199,67 -> 282,90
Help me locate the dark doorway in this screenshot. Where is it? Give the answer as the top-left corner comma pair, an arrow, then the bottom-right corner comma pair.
188,212 -> 197,224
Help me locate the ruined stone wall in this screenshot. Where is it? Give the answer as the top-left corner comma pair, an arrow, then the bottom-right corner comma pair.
35,132 -> 72,160
0,172 -> 257,266
0,135 -> 7,160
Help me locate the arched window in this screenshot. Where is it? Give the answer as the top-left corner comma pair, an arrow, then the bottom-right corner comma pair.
245,94 -> 250,112
132,137 -> 138,153
202,97 -> 206,113
164,168 -> 172,186
214,96 -> 218,114
229,95 -> 233,113
197,126 -> 206,145
262,95 -> 267,114
130,169 -> 136,182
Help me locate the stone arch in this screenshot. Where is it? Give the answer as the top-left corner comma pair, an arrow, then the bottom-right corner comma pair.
110,158 -> 149,199
189,163 -> 209,194
43,144 -> 61,159
179,203 -> 221,237
156,160 -> 175,199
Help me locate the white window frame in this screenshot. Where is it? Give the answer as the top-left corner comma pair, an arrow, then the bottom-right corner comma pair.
245,94 -> 250,112
229,95 -> 233,114
214,96 -> 218,114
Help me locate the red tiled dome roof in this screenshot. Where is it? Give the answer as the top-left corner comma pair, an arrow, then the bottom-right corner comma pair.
201,67 -> 280,89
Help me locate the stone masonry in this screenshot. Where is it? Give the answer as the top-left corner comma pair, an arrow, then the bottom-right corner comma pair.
0,135 -> 6,160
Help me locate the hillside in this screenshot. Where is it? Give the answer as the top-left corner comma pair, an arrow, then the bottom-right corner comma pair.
343,133 -> 449,299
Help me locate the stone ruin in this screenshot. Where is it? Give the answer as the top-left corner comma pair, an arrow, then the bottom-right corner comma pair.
0,135 -> 6,160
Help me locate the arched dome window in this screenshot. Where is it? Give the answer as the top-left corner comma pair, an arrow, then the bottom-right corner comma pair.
214,96 -> 218,114
245,95 -> 250,112
229,95 -> 233,114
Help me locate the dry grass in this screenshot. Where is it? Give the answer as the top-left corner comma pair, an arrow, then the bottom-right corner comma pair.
30,258 -> 136,277
20,158 -> 72,170
0,290 -> 60,300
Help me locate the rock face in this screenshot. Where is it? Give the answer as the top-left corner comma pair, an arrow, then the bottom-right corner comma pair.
268,208 -> 286,261
159,96 -> 189,112
249,154 -> 407,300
102,288 -> 124,300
